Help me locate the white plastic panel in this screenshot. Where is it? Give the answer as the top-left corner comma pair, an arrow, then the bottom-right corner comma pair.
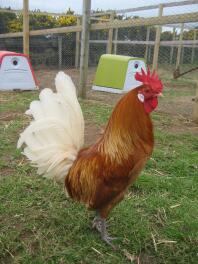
0,55 -> 37,90
123,60 -> 146,91
92,85 -> 123,94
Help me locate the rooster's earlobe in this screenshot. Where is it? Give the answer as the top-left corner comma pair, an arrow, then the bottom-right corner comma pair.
137,93 -> 145,103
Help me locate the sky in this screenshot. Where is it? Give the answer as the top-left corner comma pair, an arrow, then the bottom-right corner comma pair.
1,0 -> 197,29
0,0 -> 197,15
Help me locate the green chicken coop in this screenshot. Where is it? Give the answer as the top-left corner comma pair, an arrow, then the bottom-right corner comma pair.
92,54 -> 146,94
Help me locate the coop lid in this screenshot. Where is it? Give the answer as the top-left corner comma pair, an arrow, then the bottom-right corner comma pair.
93,54 -> 142,90
0,51 -> 25,65
0,50 -> 38,86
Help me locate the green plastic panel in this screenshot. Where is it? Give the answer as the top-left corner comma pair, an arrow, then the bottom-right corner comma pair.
93,54 -> 141,90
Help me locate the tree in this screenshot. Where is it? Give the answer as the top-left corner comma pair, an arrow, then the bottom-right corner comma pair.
161,31 -> 173,41
56,15 -> 77,27
0,7 -> 17,33
29,13 -> 56,30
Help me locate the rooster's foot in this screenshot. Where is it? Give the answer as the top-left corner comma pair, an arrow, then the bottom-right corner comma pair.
102,234 -> 117,249
92,216 -> 117,249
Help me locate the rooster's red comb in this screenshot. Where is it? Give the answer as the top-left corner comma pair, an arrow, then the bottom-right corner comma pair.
135,68 -> 163,93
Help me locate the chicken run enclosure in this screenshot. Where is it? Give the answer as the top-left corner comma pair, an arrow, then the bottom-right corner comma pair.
1,0 -> 198,117
0,1 -> 198,87
1,1 -> 198,263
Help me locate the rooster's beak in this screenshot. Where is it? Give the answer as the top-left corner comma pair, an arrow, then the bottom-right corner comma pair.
158,93 -> 164,97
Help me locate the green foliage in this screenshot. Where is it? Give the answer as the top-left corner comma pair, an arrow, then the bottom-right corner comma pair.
0,10 -> 17,33
56,15 -> 77,27
161,31 -> 173,41
0,8 -> 78,33
7,14 -> 23,32
183,29 -> 196,40
29,14 -> 56,30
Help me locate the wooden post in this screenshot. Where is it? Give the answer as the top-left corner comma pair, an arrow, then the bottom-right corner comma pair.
176,23 -> 184,69
23,0 -> 29,56
152,4 -> 163,71
107,12 -> 114,54
144,27 -> 150,63
170,27 -> 176,64
191,30 -> 197,64
75,17 -> 81,68
181,46 -> 184,64
193,81 -> 198,124
114,28 -> 118,54
79,0 -> 91,99
58,36 -> 62,69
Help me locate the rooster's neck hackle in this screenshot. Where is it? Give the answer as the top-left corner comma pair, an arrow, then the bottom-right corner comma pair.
99,87 -> 154,163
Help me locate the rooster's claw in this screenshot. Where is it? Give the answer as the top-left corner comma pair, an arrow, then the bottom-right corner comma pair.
92,215 -> 117,249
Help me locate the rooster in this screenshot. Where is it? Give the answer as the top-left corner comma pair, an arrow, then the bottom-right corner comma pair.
18,69 -> 163,247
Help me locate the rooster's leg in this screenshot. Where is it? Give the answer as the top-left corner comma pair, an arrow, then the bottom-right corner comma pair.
92,193 -> 125,248
92,212 -> 102,232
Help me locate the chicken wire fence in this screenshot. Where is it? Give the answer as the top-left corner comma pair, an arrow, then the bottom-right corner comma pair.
99,24 -> 198,65
0,33 -> 76,69
1,27 -> 197,69
0,2 -> 198,73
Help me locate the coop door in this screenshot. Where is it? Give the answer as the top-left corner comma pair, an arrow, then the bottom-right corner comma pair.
124,60 -> 146,91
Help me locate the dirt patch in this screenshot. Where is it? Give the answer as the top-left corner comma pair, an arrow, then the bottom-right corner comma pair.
165,116 -> 198,135
84,120 -> 103,146
35,68 -> 94,90
167,124 -> 198,135
34,68 -> 198,135
138,253 -> 153,264
0,167 -> 14,178
0,112 -> 22,121
87,88 -> 121,105
154,110 -> 198,135
157,96 -> 195,119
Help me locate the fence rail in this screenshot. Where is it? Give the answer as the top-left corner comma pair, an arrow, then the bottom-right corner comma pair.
89,39 -> 198,46
0,0 -> 198,97
1,12 -> 198,39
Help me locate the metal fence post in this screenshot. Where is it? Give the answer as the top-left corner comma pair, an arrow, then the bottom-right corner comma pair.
79,0 -> 91,99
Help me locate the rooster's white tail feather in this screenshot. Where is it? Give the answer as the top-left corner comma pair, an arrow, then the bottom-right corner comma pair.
17,71 -> 84,182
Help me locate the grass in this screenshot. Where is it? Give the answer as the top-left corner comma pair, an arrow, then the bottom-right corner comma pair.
0,86 -> 198,264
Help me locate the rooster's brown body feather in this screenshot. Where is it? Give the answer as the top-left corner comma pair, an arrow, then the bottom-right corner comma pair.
65,87 -> 154,218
